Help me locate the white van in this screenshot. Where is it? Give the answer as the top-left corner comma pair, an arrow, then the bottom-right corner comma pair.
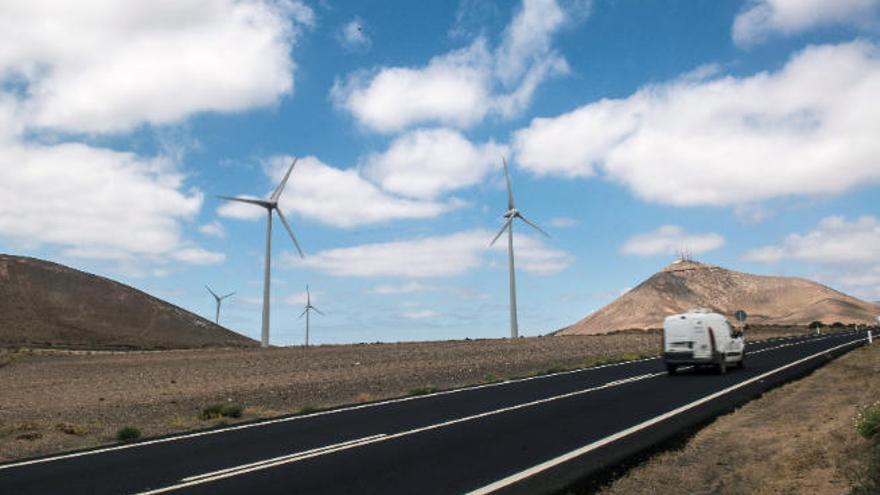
663,309 -> 745,374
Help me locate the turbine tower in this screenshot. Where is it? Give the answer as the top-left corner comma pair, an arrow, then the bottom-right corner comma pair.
218,158 -> 305,347
489,158 -> 549,339
299,285 -> 324,347
205,285 -> 235,324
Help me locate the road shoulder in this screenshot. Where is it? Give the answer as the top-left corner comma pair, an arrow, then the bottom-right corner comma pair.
597,339 -> 880,495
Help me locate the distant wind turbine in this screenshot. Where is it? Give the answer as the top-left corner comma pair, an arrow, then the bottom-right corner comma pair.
218,158 -> 305,347
299,285 -> 324,347
489,158 -> 550,339
205,285 -> 235,324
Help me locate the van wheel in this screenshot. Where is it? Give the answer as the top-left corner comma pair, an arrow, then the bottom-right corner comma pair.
737,356 -> 745,369
666,363 -> 677,375
717,361 -> 727,375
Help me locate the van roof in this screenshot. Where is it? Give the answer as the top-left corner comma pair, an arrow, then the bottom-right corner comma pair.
664,311 -> 727,322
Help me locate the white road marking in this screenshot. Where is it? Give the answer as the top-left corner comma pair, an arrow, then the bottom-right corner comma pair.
138,373 -> 665,494
0,332 -> 852,472
465,337 -> 866,495
182,435 -> 387,482
137,435 -> 386,495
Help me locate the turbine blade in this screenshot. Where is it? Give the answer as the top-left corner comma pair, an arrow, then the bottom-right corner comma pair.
205,285 -> 218,298
502,157 -> 515,210
299,308 -> 308,318
217,195 -> 270,208
275,209 -> 304,258
221,291 -> 235,300
489,218 -> 513,247
270,157 -> 298,203
312,306 -> 325,316
517,213 -> 550,238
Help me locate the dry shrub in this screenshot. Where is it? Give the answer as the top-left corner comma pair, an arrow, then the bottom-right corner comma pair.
55,422 -> 88,436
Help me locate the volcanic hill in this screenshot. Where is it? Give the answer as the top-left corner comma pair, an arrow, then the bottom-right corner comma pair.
0,254 -> 256,349
559,260 -> 880,335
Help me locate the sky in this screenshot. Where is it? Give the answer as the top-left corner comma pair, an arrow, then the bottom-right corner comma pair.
0,0 -> 879,346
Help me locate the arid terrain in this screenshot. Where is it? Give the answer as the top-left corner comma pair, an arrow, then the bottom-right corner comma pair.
0,327 -> 808,463
596,335 -> 880,495
0,254 -> 256,349
561,260 -> 880,335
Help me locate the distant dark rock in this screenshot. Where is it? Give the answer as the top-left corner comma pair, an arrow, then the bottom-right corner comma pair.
0,254 -> 257,349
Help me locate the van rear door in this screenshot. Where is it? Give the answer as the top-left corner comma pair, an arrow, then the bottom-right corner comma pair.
665,315 -> 695,354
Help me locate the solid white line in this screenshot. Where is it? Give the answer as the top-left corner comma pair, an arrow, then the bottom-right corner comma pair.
136,373 -> 665,494
465,337 -> 865,495
0,332 -> 844,472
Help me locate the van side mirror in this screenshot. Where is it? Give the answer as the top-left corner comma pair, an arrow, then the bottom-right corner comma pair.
732,330 -> 743,339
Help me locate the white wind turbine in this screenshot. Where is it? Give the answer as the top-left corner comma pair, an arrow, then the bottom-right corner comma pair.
218,158 -> 304,347
299,285 -> 324,347
489,158 -> 549,339
205,285 -> 235,325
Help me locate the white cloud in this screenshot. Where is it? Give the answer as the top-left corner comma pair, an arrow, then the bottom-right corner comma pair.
172,247 -> 226,265
332,41 -> 493,133
495,0 -> 567,85
285,228 -> 573,277
218,155 -> 460,228
339,18 -> 371,53
361,128 -> 507,199
734,204 -> 774,224
733,0 -> 879,46
548,217 -> 577,228
367,282 -> 433,294
217,195 -> 266,221
400,309 -> 439,320
620,225 -> 725,257
744,216 -> 880,264
498,232 -> 575,274
198,220 -> 226,238
513,41 -> 880,206
0,0 -> 314,269
332,0 -> 576,133
0,0 -> 312,133
0,142 -> 223,264
283,289 -> 320,306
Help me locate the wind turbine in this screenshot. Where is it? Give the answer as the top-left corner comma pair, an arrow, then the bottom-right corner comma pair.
218,158 -> 304,347
205,285 -> 235,325
299,285 -> 324,347
489,158 -> 549,339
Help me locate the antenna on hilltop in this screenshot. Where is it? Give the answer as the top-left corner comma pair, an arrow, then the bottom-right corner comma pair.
677,248 -> 694,263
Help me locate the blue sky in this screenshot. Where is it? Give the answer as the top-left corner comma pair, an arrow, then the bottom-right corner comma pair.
1,0 -> 879,345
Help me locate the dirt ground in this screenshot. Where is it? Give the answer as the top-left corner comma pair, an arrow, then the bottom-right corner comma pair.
597,335 -> 880,495
0,327 -> 807,464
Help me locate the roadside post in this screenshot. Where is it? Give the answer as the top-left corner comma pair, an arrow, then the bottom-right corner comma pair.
735,310 -> 747,334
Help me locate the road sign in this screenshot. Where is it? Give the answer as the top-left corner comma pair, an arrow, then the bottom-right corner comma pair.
735,310 -> 747,322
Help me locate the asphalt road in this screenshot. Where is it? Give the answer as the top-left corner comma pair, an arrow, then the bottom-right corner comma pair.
0,329 -> 875,495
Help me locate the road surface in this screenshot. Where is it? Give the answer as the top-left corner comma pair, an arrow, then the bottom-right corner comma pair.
0,329 -> 874,495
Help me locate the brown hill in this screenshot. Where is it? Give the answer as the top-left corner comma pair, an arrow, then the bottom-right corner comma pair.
559,260 -> 880,335
0,254 -> 257,349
